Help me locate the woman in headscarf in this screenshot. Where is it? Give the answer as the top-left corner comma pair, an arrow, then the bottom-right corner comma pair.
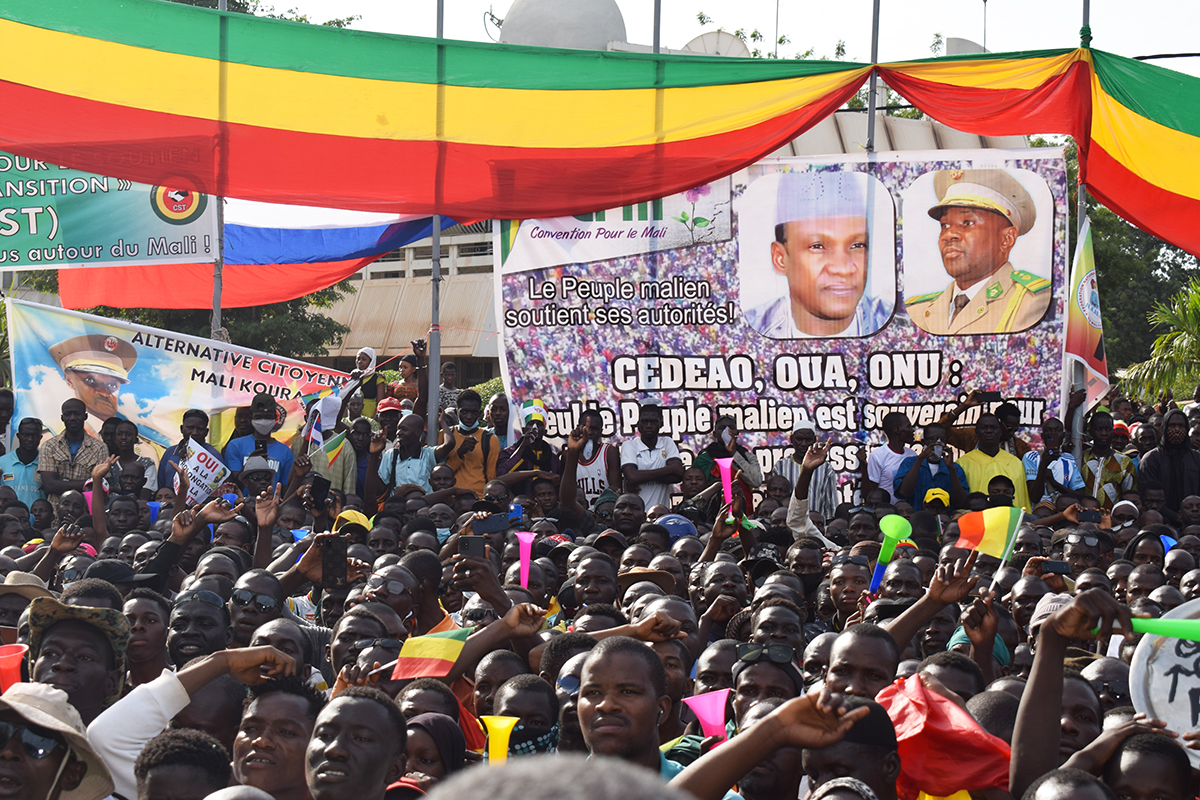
351,346 -> 383,418
404,712 -> 466,792
1139,408 -> 1200,515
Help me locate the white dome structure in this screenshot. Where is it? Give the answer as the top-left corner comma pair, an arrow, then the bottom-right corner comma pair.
499,0 -> 628,51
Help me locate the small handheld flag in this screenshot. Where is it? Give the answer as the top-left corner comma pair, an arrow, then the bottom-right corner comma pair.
955,507 -> 1023,559
390,627 -> 471,680
321,431 -> 347,467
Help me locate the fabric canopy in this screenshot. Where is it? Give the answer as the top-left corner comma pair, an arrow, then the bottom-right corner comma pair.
2,0 -> 1200,257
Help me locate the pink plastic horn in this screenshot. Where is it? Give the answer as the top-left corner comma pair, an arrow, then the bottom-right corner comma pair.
715,457 -> 735,505
516,531 -> 536,588
683,688 -> 731,745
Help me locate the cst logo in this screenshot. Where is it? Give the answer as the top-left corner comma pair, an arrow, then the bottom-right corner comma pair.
150,186 -> 207,225
1077,270 -> 1103,329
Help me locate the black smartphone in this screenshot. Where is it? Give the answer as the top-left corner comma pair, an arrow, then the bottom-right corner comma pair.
1042,560 -> 1072,575
310,475 -> 331,511
460,536 -> 488,560
1078,510 -> 1103,524
473,513 -> 509,537
321,535 -> 348,589
978,391 -> 1003,402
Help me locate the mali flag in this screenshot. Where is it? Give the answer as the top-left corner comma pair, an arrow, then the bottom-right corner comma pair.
954,507 -> 1023,559
391,628 -> 471,680
321,432 -> 347,468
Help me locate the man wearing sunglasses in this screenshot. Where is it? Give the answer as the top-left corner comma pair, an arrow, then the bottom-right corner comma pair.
1062,532 -> 1106,578
228,571 -> 286,648
364,565 -> 420,634
0,682 -> 113,800
167,589 -> 233,667
731,642 -> 804,727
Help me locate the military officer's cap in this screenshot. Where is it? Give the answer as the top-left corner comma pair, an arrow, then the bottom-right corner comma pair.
927,168 -> 1036,236
49,335 -> 137,383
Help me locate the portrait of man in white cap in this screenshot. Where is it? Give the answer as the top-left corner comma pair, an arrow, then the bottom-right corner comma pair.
744,171 -> 893,339
48,334 -> 137,422
905,168 -> 1051,335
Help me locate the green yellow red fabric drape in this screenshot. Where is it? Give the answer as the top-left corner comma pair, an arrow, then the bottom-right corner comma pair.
2,0 -> 1199,254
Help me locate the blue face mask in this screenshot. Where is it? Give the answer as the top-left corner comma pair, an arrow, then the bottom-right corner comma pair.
458,420 -> 480,433
436,527 -> 452,544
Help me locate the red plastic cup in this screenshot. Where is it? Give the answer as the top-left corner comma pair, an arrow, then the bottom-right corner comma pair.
0,644 -> 27,693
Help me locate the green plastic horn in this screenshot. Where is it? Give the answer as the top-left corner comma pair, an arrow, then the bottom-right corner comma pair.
869,514 -> 913,593
877,514 -> 912,564
1091,617 -> 1200,641
1128,617 -> 1200,640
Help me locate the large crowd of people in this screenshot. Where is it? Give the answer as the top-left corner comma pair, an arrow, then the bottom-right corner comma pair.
0,373 -> 1197,800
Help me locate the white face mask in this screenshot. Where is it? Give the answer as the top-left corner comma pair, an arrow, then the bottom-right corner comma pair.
583,441 -> 596,460
252,419 -> 275,436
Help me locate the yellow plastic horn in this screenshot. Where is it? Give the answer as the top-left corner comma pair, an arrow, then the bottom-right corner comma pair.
480,715 -> 520,764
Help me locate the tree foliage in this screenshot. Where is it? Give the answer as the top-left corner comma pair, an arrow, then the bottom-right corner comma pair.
1120,278 -> 1200,397
20,270 -> 353,360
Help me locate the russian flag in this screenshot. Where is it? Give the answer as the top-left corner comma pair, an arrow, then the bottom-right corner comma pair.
58,200 -> 454,310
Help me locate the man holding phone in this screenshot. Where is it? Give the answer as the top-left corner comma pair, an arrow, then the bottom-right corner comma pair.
1023,416 -> 1085,505
892,423 -> 968,511
937,390 -> 1031,458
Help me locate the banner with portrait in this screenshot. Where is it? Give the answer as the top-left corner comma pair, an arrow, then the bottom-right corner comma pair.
6,300 -> 348,455
495,148 -> 1069,503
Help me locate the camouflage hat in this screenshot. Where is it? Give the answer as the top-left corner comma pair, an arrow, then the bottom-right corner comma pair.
28,597 -> 129,706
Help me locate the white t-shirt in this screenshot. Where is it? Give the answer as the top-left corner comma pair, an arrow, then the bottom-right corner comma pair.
867,444 -> 917,503
619,435 -> 681,509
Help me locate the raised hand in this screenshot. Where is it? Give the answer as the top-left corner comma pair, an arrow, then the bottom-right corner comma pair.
223,645 -> 297,684
255,483 -> 282,530
927,550 -> 979,605
196,496 -> 243,525
92,455 -> 119,481
961,592 -> 998,647
566,427 -> 587,456
802,441 -> 830,470
50,524 -> 86,554
630,609 -> 686,642
1046,588 -> 1132,642
502,602 -> 548,638
764,687 -> 871,749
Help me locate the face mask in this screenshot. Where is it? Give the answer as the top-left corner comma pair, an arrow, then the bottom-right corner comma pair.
252,419 -> 275,436
1168,428 -> 1187,445
458,420 -> 480,433
582,441 -> 596,460
436,527 -> 452,544
720,429 -> 733,447
798,571 -> 823,594
506,722 -> 558,756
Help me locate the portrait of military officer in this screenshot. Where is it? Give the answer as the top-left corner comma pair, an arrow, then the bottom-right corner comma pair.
49,334 -> 138,422
743,171 -> 892,339
905,168 -> 1051,335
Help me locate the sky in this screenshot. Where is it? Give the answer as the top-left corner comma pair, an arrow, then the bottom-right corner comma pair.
269,0 -> 1200,77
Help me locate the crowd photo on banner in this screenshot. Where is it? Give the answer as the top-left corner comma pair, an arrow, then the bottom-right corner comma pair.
5,3 -> 1200,800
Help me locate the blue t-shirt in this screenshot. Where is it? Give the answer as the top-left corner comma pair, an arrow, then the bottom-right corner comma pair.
377,445 -> 437,493
224,435 -> 295,487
